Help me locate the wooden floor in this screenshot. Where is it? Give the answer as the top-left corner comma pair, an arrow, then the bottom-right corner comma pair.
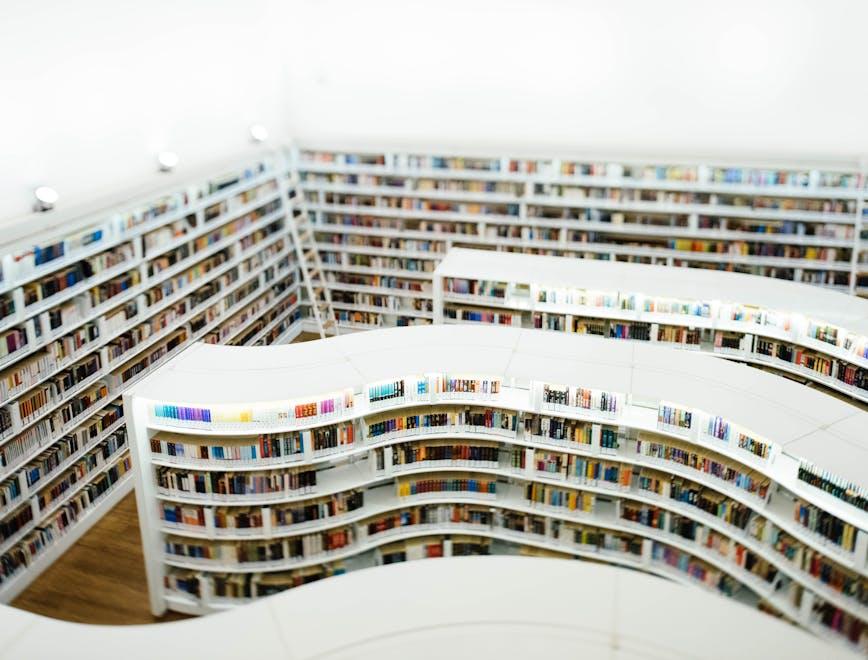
9,332 -> 320,625
11,493 -> 189,625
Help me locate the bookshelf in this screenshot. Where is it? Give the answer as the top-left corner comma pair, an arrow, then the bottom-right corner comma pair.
126,325 -> 868,651
0,153 -> 309,601
431,248 -> 868,405
0,557 -> 856,660
295,147 -> 868,338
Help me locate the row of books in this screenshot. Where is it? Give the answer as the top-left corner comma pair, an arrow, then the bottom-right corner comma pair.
658,405 -> 693,430
541,384 -> 620,414
363,503 -> 496,537
318,182 -> 862,217
314,212 -> 860,294
150,426 -> 355,463
525,483 -> 595,512
523,415 -> 596,445
771,528 -> 865,604
165,526 -> 355,564
156,467 -> 318,497
384,442 -> 503,466
636,436 -> 770,499
20,244 -> 135,308
302,150 -> 868,193
447,301 -> 866,394
35,430 -> 128,513
794,500 -> 857,552
396,476 -> 496,497
798,463 -> 868,512
154,457 -> 773,546
444,307 -> 519,326
366,407 -> 517,439
164,562 -> 345,601
14,354 -> 101,424
0,452 -> 133,588
2,165 -> 261,287
447,275 -> 867,358
162,490 -> 367,532
533,450 -> 631,488
326,272 -> 429,296
152,390 -> 356,427
146,445 -> 867,641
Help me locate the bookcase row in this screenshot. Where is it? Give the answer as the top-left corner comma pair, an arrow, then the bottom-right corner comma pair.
147,429 -> 868,616
0,155 -> 310,601
312,224 -> 855,298
430,253 -> 868,403
131,403 -> 867,647
309,233 -> 866,347
148,421 -> 845,548
306,197 -> 857,270
140,373 -> 865,530
0,244 -> 301,467
298,149 -> 868,196
0,272 -> 304,602
157,487 -> 865,620
295,147 -> 868,296
0,194 -> 285,390
159,519 -> 866,650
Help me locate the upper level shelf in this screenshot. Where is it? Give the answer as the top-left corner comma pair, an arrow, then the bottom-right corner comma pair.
432,248 -> 868,404
125,325 -> 868,529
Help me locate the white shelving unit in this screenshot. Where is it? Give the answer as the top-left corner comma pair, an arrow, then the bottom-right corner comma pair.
6,142 -> 868,610
431,248 -> 868,404
125,325 -> 868,652
0,151 -> 313,602
293,147 -> 868,339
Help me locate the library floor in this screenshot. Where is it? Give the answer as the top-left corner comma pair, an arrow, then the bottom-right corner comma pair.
9,333 -> 321,625
11,493 -> 190,625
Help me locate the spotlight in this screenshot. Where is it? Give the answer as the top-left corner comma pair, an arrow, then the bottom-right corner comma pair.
33,186 -> 59,212
157,151 -> 179,172
249,124 -> 269,143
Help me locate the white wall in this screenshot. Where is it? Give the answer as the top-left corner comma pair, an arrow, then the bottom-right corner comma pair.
3,0 -> 868,226
284,0 -> 868,166
0,0 -> 292,224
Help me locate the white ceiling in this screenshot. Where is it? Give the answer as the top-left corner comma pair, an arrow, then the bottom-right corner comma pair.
2,0 -> 867,224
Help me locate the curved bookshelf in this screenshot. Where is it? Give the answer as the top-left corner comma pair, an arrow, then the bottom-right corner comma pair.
432,248 -> 868,405
125,325 -> 868,652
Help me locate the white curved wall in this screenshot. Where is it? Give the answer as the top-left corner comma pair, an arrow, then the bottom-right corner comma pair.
0,558 -> 858,660
3,0 -> 868,223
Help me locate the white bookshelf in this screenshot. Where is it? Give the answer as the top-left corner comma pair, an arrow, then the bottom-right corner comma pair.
125,325 -> 868,651
0,152 -> 307,601
293,147 -> 868,340
6,142 -> 868,609
431,248 -> 868,404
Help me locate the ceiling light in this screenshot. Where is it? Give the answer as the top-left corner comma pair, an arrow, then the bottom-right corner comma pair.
249,124 -> 269,143
157,151 -> 179,172
33,186 -> 59,212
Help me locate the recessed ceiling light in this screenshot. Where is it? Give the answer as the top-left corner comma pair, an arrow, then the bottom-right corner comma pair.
249,124 -> 269,143
33,186 -> 59,212
157,151 -> 179,172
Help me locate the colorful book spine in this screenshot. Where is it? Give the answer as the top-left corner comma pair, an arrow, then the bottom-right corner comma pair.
154,405 -> 213,423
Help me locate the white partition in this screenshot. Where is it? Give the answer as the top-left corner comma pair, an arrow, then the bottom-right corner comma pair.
0,557 -> 859,660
